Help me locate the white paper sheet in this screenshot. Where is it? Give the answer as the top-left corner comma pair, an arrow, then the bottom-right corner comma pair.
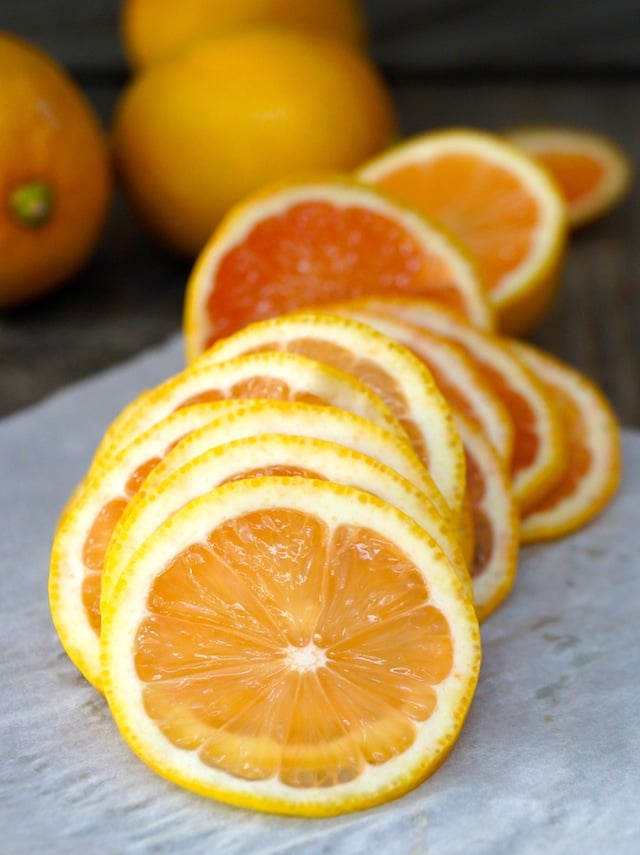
1,335 -> 638,854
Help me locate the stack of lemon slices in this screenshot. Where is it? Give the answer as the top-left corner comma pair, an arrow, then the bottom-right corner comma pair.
50,315 -> 485,818
49,124 -> 626,819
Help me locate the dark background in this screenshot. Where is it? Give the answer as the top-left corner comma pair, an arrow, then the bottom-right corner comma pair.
1,0 -> 639,425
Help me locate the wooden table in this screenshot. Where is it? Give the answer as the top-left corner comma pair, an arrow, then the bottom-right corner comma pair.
1,68 -> 638,427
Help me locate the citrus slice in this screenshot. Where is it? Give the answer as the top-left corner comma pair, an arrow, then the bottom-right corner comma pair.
105,434 -> 472,611
50,401 -> 247,689
507,342 -> 622,541
194,311 -> 466,515
358,128 -> 568,334
101,477 -> 481,817
505,125 -> 633,228
96,350 -> 406,469
182,175 -> 493,359
453,415 -> 519,620
326,297 -> 566,511
104,398 -> 453,605
318,307 -> 514,463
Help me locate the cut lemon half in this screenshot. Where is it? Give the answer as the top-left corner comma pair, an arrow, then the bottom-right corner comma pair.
101,477 -> 481,817
358,128 -> 568,334
194,311 -> 466,515
505,125 -> 633,228
508,342 -> 622,541
182,175 -> 493,360
105,434 -> 473,611
326,297 -> 566,511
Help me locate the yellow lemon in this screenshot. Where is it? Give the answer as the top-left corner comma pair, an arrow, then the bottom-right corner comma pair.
112,27 -> 396,256
122,0 -> 367,70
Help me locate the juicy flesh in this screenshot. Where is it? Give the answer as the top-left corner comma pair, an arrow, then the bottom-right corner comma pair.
534,150 -> 605,205
368,155 -> 540,291
82,457 -> 162,632
135,511 -> 454,787
472,359 -> 538,477
463,447 -> 492,579
230,337 -> 430,466
206,201 -> 474,345
524,383 -> 590,514
81,378 -> 347,635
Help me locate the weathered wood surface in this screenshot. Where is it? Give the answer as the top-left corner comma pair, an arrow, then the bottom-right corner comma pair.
1,0 -> 640,73
0,5 -> 639,427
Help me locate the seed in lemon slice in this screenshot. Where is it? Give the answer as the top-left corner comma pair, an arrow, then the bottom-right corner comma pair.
105,434 -> 472,612
97,350 -> 406,468
194,311 -> 466,516
505,125 -> 633,228
182,175 -> 494,360
453,415 -> 519,620
49,400 -> 248,690
103,398 -> 454,604
101,477 -> 481,817
319,306 -> 514,463
507,341 -> 622,541
358,128 -> 568,334
325,296 -> 566,512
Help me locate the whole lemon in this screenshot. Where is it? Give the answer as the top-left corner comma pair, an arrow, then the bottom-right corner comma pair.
0,33 -> 112,309
122,0 -> 367,70
112,27 -> 396,256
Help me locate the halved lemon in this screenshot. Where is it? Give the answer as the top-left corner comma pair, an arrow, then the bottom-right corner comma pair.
183,175 -> 493,360
358,128 -> 568,334
506,125 -> 633,228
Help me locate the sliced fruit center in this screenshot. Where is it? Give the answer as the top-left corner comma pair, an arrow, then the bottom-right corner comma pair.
370,156 -> 539,290
207,201 -> 465,345
135,512 -> 453,786
81,457 -> 163,632
534,151 -> 605,204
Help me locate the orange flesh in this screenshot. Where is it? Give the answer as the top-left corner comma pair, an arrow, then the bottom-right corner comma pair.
135,512 -> 453,786
408,350 -> 482,435
368,155 -> 539,292
81,372 -> 374,636
534,151 -> 605,204
221,464 -> 324,484
225,337 -> 430,466
524,383 -> 590,514
178,379 -> 328,410
473,359 -> 538,476
401,316 -> 539,475
464,447 -> 492,579
206,201 -> 477,345
81,456 -> 163,632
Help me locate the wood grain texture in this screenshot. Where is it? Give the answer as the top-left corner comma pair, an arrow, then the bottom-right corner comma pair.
1,0 -> 639,73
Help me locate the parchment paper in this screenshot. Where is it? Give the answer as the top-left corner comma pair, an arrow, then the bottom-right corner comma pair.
1,335 -> 638,854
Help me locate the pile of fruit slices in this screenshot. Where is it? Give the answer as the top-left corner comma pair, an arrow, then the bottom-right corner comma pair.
49,124 -> 626,818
